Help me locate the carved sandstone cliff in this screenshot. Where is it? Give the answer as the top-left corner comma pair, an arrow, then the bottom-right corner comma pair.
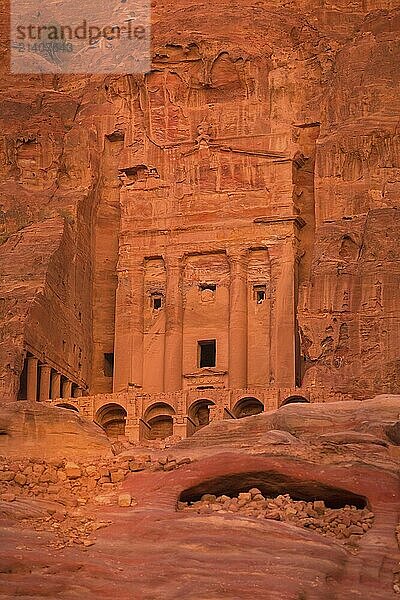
0,1 -> 399,402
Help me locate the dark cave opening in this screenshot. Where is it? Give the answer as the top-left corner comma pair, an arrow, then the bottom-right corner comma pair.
179,471 -> 367,509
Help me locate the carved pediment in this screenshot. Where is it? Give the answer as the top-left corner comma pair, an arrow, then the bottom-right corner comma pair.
184,368 -> 227,379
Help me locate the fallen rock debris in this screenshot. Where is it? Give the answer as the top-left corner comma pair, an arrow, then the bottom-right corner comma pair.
178,489 -> 374,548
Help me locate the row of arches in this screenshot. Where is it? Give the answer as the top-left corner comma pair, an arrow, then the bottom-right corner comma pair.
55,394 -> 310,440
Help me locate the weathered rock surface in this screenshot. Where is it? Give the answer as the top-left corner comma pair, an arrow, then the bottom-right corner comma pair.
1,0 -> 400,596
175,395 -> 400,453
0,397 -> 400,598
0,402 -> 112,459
0,1 -> 399,400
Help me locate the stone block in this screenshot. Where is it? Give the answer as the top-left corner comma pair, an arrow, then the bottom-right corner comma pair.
201,494 -> 217,503
102,483 -> 114,491
65,462 -> 82,479
110,470 -> 125,483
118,493 -> 132,507
313,500 -> 326,514
129,461 -> 145,472
163,462 -> 176,471
85,465 -> 97,476
99,476 -> 111,484
14,472 -> 27,486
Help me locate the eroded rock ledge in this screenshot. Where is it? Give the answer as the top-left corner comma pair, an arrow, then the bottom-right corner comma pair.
1,396 -> 400,599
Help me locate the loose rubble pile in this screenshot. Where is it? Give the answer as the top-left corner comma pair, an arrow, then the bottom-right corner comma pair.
178,489 -> 374,547
0,454 -> 191,507
16,513 -> 113,550
112,435 -> 183,454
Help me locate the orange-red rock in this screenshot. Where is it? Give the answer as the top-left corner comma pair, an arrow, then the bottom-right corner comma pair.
0,402 -> 112,460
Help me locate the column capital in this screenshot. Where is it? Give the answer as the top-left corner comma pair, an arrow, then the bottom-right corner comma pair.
226,247 -> 248,264
164,253 -> 183,270
131,255 -> 145,267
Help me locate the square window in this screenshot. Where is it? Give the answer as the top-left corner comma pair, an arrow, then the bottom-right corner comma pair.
257,290 -> 265,303
198,340 -> 216,368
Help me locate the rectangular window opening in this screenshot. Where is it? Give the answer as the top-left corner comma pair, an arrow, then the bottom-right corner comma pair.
104,353 -> 114,377
254,285 -> 266,304
198,340 -> 216,368
151,294 -> 163,310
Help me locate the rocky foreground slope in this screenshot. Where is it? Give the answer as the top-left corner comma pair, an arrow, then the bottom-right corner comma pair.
1,397 -> 400,599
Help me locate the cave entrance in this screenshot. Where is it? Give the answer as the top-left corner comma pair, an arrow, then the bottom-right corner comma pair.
179,471 -> 367,510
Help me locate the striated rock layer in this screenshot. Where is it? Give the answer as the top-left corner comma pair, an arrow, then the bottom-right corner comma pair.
0,396 -> 400,598
0,402 -> 112,460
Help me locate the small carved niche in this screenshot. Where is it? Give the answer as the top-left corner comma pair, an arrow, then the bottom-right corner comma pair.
339,235 -> 359,261
199,283 -> 216,302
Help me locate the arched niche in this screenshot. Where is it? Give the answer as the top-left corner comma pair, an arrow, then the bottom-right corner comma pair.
280,395 -> 310,407
232,397 -> 264,419
188,399 -> 215,432
144,402 -> 176,440
95,403 -> 127,438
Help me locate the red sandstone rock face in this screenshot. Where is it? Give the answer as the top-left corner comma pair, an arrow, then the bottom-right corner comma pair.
298,9 -> 400,397
1,3 -> 400,594
0,402 -> 112,459
1,396 -> 400,598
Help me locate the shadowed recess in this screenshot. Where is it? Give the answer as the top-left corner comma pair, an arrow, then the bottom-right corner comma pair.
55,403 -> 79,412
179,471 -> 367,509
95,403 -> 127,438
280,395 -> 310,407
